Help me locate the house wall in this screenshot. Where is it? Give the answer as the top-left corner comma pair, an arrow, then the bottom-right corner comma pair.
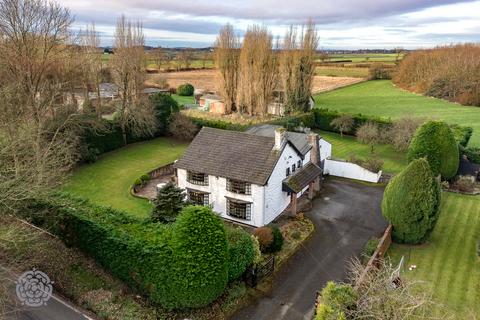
263,143 -> 307,225
319,139 -> 332,161
324,159 -> 382,183
177,168 -> 265,227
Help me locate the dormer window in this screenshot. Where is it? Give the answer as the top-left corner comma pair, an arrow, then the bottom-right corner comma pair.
227,179 -> 251,195
187,171 -> 208,186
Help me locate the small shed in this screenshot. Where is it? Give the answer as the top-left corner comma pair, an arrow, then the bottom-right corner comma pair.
199,94 -> 226,114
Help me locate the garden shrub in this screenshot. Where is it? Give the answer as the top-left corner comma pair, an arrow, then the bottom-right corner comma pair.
266,226 -> 284,253
151,183 -> 186,223
362,155 -> 384,173
449,124 -> 473,148
169,206 -> 228,308
250,235 -> 262,265
313,109 -> 391,136
225,227 -> 255,282
460,145 -> 480,164
23,195 -> 229,309
150,93 -> 180,136
176,83 -> 194,96
407,121 -> 459,179
253,227 -> 273,253
316,281 -> 357,320
368,63 -> 393,80
362,238 -> 380,263
169,113 -> 199,141
381,158 -> 441,244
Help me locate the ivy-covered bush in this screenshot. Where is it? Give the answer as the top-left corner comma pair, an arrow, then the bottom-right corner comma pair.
381,158 -> 441,244
407,121 -> 459,179
316,281 -> 357,320
226,227 -> 255,282
267,226 -> 284,253
176,83 -> 194,96
24,196 -> 228,309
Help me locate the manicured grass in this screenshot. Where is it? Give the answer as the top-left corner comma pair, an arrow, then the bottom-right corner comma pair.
172,94 -> 196,106
314,80 -> 480,147
388,193 -> 480,318
317,130 -> 407,174
63,138 -> 187,217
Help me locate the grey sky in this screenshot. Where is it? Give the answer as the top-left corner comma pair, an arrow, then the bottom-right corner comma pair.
60,0 -> 480,48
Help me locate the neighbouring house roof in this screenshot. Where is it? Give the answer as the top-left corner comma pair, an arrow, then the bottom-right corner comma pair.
202,94 -> 223,101
174,127 -> 297,185
282,162 -> 323,193
142,88 -> 170,95
246,124 -> 312,156
458,157 -> 480,176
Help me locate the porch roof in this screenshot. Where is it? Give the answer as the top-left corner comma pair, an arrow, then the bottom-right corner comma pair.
282,162 -> 322,193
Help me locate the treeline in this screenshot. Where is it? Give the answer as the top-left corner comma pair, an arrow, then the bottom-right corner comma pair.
215,21 -> 318,116
394,44 -> 480,106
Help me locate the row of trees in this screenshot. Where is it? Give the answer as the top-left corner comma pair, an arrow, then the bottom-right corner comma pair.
215,21 -> 318,116
394,44 -> 480,106
0,0 -> 159,211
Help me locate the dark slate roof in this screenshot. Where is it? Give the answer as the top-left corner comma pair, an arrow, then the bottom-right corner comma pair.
174,127 -> 283,185
458,157 -> 480,176
282,163 -> 322,193
246,124 -> 312,155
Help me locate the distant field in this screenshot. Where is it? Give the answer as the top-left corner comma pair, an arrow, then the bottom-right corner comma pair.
317,130 -> 407,174
63,138 -> 187,217
323,53 -> 402,64
315,66 -> 368,78
314,80 -> 480,147
388,192 -> 480,319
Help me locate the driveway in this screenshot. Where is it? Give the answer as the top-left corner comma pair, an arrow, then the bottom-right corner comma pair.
232,177 -> 388,320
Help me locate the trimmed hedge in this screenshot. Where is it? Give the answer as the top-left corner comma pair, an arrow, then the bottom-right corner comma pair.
188,117 -> 250,132
226,227 -> 255,282
407,121 -> 459,179
316,281 -> 357,320
461,145 -> 480,164
381,158 -> 441,244
24,195 -> 228,309
312,108 -> 392,135
176,83 -> 194,96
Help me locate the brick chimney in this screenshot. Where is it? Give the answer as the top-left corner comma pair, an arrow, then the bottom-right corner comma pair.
307,133 -> 320,166
274,127 -> 286,151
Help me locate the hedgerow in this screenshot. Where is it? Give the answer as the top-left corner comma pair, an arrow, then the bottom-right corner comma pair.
381,158 -> 441,244
23,195 -> 229,309
176,83 -> 194,96
407,121 -> 459,179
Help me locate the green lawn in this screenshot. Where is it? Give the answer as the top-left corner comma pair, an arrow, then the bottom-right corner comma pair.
388,193 -> 480,318
63,138 -> 187,217
318,130 -> 407,174
172,94 -> 196,106
314,80 -> 480,147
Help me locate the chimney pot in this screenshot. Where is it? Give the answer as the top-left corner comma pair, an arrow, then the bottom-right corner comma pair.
274,127 -> 286,151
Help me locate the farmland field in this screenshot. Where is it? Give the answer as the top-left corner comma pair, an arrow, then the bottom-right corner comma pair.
315,66 -> 368,78
388,192 -> 480,319
63,138 -> 187,217
314,80 -> 480,147
323,53 -> 401,64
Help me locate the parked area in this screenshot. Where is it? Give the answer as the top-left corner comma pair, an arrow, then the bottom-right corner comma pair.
232,177 -> 388,320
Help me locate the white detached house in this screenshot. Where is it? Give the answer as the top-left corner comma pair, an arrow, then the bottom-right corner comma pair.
174,125 -> 332,227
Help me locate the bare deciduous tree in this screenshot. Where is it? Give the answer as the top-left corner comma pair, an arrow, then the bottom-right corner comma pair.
111,15 -> 156,143
237,25 -> 277,115
280,20 -> 319,114
178,48 -> 194,69
0,0 -> 88,210
357,122 -> 382,153
388,116 -> 424,151
331,115 -> 354,137
214,24 -> 239,114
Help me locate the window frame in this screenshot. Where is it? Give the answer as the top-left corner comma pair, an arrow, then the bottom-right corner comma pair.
187,190 -> 210,206
186,171 -> 209,186
286,167 -> 290,176
226,198 -> 252,220
226,178 -> 251,195
298,160 -> 302,168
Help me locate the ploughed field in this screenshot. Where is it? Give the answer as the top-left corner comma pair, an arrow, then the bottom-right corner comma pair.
388,193 -> 480,318
314,80 -> 480,147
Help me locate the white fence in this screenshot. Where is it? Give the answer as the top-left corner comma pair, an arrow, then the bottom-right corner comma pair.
324,158 -> 382,183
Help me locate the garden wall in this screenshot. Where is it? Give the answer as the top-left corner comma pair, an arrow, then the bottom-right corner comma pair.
324,159 -> 382,183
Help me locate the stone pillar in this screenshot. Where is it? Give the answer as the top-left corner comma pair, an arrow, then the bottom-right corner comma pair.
291,193 -> 298,215
308,182 -> 315,200
307,133 -> 321,192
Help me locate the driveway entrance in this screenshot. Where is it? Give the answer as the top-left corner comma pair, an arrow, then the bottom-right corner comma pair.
232,177 -> 388,320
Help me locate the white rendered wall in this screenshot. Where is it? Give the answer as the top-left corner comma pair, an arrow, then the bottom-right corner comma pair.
324,159 -> 382,183
319,139 -> 332,161
177,168 -> 265,227
263,144 -> 306,225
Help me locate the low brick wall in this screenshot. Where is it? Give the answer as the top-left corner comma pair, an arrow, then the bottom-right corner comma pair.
149,163 -> 175,179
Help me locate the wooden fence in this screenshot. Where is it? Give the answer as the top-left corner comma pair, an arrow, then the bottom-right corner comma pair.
355,224 -> 393,288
